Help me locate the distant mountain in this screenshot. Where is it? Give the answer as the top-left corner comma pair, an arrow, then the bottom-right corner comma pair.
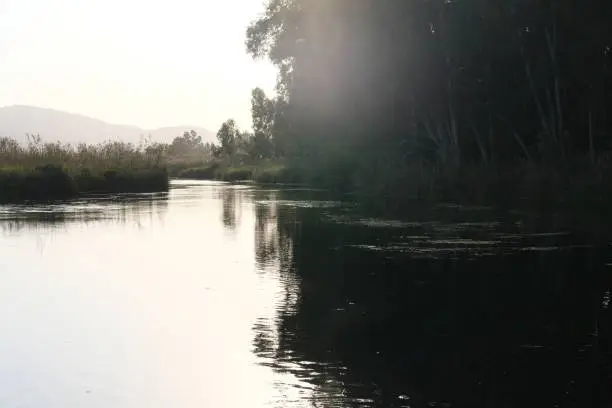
0,105 -> 216,145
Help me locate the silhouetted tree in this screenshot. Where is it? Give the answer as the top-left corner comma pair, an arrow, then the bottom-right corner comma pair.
216,119 -> 239,157
246,0 -> 612,178
251,87 -> 275,159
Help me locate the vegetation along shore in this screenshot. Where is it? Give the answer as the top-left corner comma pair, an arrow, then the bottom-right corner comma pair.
3,0 -> 612,225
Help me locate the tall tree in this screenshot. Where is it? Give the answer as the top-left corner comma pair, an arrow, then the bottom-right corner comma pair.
251,88 -> 275,159
216,119 -> 239,157
247,0 -> 612,175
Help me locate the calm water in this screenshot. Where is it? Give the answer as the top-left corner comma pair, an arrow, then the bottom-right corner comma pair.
0,180 -> 610,408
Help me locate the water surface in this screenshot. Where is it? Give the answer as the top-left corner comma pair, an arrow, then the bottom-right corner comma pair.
1,180 -> 610,408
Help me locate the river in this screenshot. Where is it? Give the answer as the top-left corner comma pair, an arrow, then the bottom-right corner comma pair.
0,180 -> 610,408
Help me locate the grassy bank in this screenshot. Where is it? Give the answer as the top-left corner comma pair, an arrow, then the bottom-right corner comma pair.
0,165 -> 169,203
74,167 -> 169,194
175,162 -> 305,184
0,137 -> 170,203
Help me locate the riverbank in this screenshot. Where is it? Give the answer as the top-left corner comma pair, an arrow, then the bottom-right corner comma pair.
0,165 -> 169,203
349,156 -> 612,235
174,162 -> 304,184
174,155 -> 612,234
175,157 -> 612,226
7,153 -> 610,234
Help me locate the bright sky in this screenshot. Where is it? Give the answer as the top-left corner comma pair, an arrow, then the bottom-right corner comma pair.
0,0 -> 277,132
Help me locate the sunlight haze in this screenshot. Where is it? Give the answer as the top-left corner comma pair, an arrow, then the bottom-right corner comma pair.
0,0 -> 276,132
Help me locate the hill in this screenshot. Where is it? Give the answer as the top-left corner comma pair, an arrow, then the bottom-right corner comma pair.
0,105 -> 216,145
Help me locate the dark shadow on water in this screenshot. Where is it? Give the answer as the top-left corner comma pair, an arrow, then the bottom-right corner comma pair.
251,195 -> 612,408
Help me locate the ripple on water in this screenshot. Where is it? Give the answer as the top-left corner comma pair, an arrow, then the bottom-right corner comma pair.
346,225 -> 586,259
324,214 -> 431,228
256,200 -> 344,209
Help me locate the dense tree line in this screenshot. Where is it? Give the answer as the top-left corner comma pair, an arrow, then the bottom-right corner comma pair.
245,0 -> 612,182
212,88 -> 280,164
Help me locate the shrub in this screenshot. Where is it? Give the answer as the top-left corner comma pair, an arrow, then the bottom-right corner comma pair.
177,163 -> 220,179
0,165 -> 77,203
221,167 -> 254,181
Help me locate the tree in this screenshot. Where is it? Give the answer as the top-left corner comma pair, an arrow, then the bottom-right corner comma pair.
216,119 -> 239,156
202,142 -> 220,161
246,0 -> 612,171
251,87 -> 275,158
169,130 -> 203,156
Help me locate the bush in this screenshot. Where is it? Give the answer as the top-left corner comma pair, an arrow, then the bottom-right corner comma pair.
75,168 -> 169,193
177,163 -> 220,180
0,136 -> 171,202
253,164 -> 303,184
0,165 -> 77,203
221,167 -> 254,181
173,162 -> 306,184
0,165 -> 169,203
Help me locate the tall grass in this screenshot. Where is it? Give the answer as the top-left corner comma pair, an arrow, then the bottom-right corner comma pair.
0,135 -> 165,171
173,160 -> 306,185
0,165 -> 77,202
0,136 -> 169,202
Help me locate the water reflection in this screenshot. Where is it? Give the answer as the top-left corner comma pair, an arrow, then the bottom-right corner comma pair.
0,182 -> 356,408
252,197 -> 612,408
0,193 -> 169,234
221,187 -> 238,230
0,182 -> 610,408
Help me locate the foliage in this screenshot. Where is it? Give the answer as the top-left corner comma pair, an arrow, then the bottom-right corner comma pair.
244,0 -> 612,202
168,130 -> 203,156
172,160 -> 306,185
221,166 -> 254,182
0,165 -> 168,203
252,163 -> 299,184
0,136 -> 172,202
74,168 -> 169,194
216,119 -> 239,157
0,165 -> 77,202
177,163 -> 220,179
250,88 -> 275,159
0,135 -> 165,171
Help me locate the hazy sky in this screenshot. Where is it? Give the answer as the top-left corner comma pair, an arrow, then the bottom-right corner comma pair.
0,0 -> 277,131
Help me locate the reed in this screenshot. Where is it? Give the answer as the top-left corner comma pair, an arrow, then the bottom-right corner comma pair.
0,137 -> 169,202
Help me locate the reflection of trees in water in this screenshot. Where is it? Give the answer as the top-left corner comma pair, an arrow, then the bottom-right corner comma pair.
254,190 -> 282,271
0,194 -> 170,234
254,202 -> 276,268
253,190 -> 301,315
251,191 -> 361,405
253,189 -> 297,276
220,187 -> 241,230
254,203 -> 612,407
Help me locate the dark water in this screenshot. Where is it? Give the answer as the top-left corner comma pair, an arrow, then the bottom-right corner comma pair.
0,180 -> 610,408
